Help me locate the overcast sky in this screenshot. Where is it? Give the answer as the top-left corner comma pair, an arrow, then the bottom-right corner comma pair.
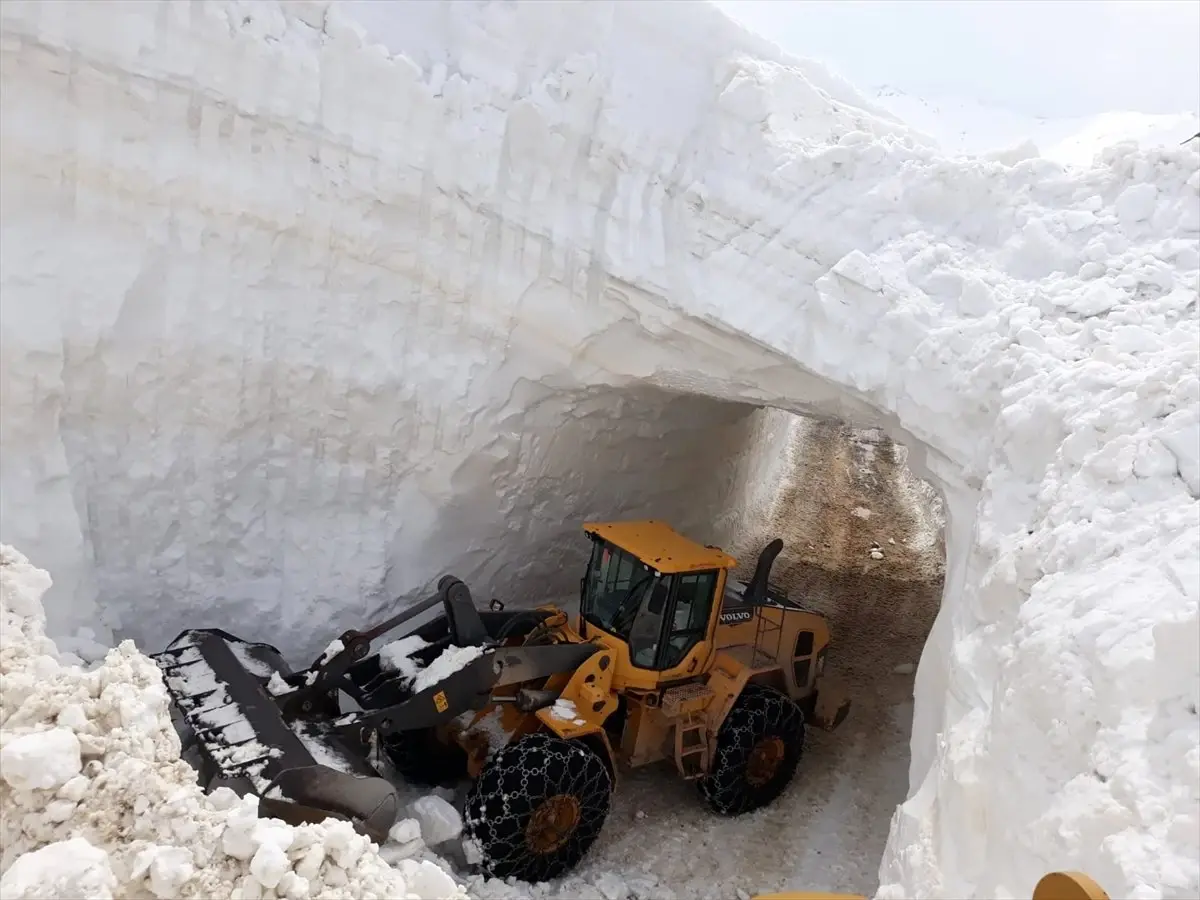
711,0 -> 1200,119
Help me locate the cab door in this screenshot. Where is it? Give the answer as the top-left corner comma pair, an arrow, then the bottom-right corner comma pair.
654,569 -> 721,678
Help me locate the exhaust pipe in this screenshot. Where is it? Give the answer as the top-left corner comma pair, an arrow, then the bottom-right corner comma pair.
745,538 -> 783,607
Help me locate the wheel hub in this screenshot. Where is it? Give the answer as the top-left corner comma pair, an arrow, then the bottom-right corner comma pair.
525,794 -> 581,854
745,736 -> 785,786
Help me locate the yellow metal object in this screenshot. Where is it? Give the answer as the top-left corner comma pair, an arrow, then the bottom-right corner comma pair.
1033,872 -> 1110,900
432,691 -> 448,713
538,607 -> 570,630
583,519 -> 738,573
750,872 -> 1109,900
531,643 -> 620,782
536,645 -> 619,737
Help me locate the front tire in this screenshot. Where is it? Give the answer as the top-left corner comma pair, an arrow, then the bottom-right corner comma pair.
700,683 -> 805,816
463,732 -> 612,882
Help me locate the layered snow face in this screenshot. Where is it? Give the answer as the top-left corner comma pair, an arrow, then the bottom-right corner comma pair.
0,1 -> 1197,898
0,545 -> 468,900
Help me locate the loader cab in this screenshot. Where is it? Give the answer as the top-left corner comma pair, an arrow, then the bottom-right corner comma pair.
578,521 -> 735,679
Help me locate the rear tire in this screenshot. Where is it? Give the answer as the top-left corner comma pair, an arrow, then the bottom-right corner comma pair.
463,732 -> 612,882
699,683 -> 805,816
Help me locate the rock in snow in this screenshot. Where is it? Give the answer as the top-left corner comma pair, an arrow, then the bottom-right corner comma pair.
0,2 -> 1197,899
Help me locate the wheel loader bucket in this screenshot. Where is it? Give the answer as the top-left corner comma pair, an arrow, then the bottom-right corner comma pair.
261,766 -> 398,837
152,628 -> 399,840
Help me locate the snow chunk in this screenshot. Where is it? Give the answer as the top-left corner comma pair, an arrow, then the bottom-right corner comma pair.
411,644 -> 485,693
1114,182 -> 1158,226
379,634 -> 431,683
1060,281 -> 1127,317
249,841 -> 290,890
593,871 -> 629,900
550,698 -> 587,726
0,838 -> 116,899
316,638 -> 344,666
1157,409 -> 1200,497
266,672 -> 291,696
130,845 -> 195,899
408,795 -> 462,846
0,727 -> 81,792
397,859 -> 462,899
389,818 -> 421,845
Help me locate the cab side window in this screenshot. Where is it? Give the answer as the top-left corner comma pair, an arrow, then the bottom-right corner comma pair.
659,571 -> 718,669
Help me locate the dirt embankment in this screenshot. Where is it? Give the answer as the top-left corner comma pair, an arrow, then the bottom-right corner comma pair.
731,417 -> 946,680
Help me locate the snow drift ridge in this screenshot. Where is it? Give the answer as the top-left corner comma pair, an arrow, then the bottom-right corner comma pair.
0,1 -> 1197,898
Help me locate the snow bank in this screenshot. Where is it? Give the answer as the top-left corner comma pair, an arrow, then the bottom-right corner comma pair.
0,1 -> 1197,898
0,545 -> 468,900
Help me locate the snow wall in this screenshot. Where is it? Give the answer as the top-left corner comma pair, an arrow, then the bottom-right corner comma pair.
1,1 -> 1197,897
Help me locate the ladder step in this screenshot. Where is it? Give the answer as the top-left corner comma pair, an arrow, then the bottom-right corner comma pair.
674,713 -> 710,779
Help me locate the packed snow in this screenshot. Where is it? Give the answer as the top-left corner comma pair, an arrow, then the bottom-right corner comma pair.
550,698 -> 587,727
315,640 -> 344,667
411,646 -> 487,694
378,635 -> 431,684
0,1 -> 1197,899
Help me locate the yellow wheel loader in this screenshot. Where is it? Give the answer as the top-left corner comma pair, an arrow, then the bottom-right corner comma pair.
154,519 -> 851,883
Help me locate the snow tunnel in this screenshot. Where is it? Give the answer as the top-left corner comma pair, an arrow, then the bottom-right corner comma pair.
1,3 -> 1197,900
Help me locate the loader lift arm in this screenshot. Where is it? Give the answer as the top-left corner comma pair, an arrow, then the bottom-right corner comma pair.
330,642 -> 605,736
272,575 -> 488,712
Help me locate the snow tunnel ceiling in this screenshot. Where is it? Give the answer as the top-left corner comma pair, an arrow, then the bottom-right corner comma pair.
0,4 -> 1197,898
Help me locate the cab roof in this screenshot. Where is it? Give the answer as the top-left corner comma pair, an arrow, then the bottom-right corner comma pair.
582,520 -> 738,574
